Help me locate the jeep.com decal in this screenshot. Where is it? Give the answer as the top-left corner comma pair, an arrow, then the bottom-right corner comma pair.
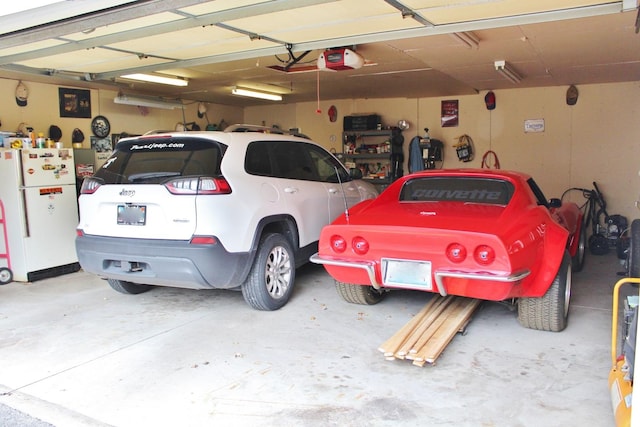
129,142 -> 186,150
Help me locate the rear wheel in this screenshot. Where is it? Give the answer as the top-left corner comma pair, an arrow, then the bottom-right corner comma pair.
517,251 -> 571,332
107,278 -> 153,294
335,281 -> 385,305
242,233 -> 295,311
628,219 -> 640,277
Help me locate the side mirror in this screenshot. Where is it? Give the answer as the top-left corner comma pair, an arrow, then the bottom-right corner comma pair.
548,198 -> 562,208
349,167 -> 363,180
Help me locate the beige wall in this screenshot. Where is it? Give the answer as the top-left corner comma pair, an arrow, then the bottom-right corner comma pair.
0,79 -> 243,146
2,77 -> 639,222
246,81 -> 640,223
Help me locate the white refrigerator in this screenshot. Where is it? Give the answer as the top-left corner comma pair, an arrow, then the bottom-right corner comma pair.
0,148 -> 80,282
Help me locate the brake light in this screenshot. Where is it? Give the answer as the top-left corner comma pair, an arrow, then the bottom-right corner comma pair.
446,243 -> 467,263
76,229 -> 84,237
164,177 -> 231,195
80,178 -> 102,194
190,236 -> 217,245
330,235 -> 347,253
352,236 -> 369,255
474,245 -> 496,265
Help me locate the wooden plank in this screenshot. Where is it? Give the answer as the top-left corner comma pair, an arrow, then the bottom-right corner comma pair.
414,298 -> 481,364
395,296 -> 454,357
377,296 -> 481,367
377,295 -> 444,357
407,298 -> 465,356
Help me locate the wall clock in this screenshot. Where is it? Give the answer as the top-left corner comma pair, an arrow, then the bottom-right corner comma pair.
91,115 -> 111,138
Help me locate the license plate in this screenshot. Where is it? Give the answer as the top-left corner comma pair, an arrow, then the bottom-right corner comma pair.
382,258 -> 432,290
117,204 -> 146,225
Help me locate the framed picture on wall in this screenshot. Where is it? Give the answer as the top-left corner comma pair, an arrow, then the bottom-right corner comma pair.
58,88 -> 91,118
441,99 -> 459,127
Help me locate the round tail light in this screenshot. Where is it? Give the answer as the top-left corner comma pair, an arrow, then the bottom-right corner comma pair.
446,243 -> 467,263
474,245 -> 496,265
330,235 -> 347,253
352,236 -> 369,255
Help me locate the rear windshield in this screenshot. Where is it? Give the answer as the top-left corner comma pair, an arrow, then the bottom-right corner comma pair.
399,176 -> 514,205
94,137 -> 224,184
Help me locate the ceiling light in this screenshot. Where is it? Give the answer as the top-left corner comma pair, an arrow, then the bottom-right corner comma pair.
494,60 -> 523,84
114,94 -> 183,109
120,73 -> 188,87
231,87 -> 282,101
451,31 -> 480,49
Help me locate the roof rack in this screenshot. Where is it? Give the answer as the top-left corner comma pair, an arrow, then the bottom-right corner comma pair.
224,124 -> 309,139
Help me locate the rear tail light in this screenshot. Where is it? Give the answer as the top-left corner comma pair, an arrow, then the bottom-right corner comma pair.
80,178 -> 102,194
352,236 -> 369,255
190,236 -> 217,245
164,177 -> 231,195
330,235 -> 347,253
474,245 -> 496,265
446,243 -> 467,263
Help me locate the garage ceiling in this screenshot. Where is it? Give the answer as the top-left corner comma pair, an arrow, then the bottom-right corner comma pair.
0,0 -> 639,107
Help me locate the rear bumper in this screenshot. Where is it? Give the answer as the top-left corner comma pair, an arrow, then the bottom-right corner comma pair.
310,253 -> 530,299
76,234 -> 252,289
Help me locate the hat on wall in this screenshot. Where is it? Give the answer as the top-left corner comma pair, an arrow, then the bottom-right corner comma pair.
72,128 -> 85,143
49,125 -> 62,142
197,102 -> 207,119
484,91 -> 496,110
15,81 -> 28,107
566,85 -> 579,106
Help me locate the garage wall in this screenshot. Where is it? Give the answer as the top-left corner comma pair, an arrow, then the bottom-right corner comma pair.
245,81 -> 640,223
0,79 -> 243,146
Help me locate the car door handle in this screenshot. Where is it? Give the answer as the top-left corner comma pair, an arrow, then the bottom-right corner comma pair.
329,188 -> 339,194
284,187 -> 299,193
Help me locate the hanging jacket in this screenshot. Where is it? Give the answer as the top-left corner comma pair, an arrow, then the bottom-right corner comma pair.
409,136 -> 424,173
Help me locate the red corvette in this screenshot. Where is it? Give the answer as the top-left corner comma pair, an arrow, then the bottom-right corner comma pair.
310,169 -> 585,332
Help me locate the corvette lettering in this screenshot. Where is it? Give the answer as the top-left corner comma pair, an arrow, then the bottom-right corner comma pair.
410,189 -> 502,201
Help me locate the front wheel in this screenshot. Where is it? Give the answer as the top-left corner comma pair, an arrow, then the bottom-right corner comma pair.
107,278 -> 153,294
517,251 -> 571,332
335,281 -> 385,305
242,233 -> 295,311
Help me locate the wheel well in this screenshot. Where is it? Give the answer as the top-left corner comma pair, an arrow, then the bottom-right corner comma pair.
252,215 -> 299,252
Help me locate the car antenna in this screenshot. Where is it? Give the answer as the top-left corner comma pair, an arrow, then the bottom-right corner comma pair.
334,166 -> 350,223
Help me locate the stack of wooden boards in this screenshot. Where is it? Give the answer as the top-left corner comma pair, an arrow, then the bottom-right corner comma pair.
378,295 -> 481,367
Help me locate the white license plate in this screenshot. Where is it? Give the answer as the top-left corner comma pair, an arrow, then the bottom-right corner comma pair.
382,258 -> 432,290
117,204 -> 147,225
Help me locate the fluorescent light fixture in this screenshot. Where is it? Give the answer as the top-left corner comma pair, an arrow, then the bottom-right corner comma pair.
451,31 -> 480,49
114,94 -> 183,109
494,60 -> 523,84
120,73 -> 188,87
231,87 -> 282,101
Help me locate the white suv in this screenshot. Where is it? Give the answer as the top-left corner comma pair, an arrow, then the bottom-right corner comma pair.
76,125 -> 377,310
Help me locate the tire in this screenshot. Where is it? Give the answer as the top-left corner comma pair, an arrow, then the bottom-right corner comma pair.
107,278 -> 153,295
629,219 -> 640,278
242,233 -> 295,311
571,221 -> 586,272
335,281 -> 385,305
517,251 -> 571,332
0,267 -> 13,284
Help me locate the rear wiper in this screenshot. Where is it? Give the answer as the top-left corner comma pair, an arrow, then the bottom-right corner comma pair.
127,172 -> 181,183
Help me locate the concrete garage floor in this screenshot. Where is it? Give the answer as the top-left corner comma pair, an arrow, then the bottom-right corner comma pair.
0,252 -> 627,427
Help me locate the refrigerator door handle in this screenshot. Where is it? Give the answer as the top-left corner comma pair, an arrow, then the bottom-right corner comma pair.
19,188 -> 31,238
